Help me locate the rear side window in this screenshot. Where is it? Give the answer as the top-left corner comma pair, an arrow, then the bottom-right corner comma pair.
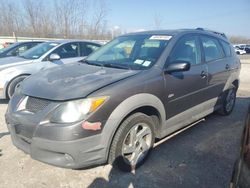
220,40 -> 231,57
201,36 -> 224,62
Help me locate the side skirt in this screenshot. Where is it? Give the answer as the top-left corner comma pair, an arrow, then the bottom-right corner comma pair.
159,97 -> 221,139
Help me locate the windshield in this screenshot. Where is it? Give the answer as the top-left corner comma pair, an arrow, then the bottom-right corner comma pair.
20,42 -> 59,59
86,34 -> 171,70
0,43 -> 20,54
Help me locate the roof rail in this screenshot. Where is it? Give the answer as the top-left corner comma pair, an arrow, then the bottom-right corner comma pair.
196,27 -> 204,31
196,28 -> 227,39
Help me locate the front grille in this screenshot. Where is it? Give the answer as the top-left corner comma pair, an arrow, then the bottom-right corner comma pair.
26,97 -> 51,113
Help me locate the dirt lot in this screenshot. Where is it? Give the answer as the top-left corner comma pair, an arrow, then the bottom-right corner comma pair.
0,55 -> 250,188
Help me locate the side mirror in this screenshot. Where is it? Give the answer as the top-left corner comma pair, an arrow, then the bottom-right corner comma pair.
164,61 -> 191,73
49,53 -> 60,61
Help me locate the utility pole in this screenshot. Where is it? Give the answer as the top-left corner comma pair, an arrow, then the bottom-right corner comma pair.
13,31 -> 17,42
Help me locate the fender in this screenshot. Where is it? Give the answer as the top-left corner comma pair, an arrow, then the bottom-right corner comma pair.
0,67 -> 31,99
100,93 -> 166,159
223,73 -> 240,92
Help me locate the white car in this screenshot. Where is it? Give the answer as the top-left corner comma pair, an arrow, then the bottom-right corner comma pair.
236,44 -> 250,54
0,40 -> 101,99
234,46 -> 246,55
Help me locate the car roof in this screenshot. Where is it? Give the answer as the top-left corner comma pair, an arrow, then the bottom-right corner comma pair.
14,41 -> 43,44
122,28 -> 229,42
124,29 -> 184,36
44,39 -> 102,45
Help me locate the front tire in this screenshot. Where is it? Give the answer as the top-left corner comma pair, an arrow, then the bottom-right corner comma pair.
218,86 -> 236,115
109,113 -> 155,172
7,75 -> 28,99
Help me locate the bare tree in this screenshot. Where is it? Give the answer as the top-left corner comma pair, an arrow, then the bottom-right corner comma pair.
53,0 -> 88,38
229,36 -> 250,44
87,0 -> 108,39
0,2 -> 21,36
0,0 -> 110,39
22,0 -> 44,36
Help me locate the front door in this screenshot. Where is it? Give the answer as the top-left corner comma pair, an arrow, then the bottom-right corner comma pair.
41,42 -> 82,70
51,42 -> 82,65
163,35 -> 208,120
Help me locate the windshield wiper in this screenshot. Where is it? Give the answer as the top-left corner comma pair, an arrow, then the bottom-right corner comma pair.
80,60 -> 104,67
103,63 -> 131,70
80,60 -> 131,70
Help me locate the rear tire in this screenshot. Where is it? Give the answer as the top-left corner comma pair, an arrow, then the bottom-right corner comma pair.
109,113 -> 155,172
7,75 -> 28,99
218,86 -> 236,116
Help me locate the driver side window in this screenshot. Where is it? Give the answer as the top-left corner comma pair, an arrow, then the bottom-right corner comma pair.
168,35 -> 201,66
53,43 -> 79,59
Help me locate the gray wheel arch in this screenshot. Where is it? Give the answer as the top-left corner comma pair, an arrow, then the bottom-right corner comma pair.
101,93 -> 166,160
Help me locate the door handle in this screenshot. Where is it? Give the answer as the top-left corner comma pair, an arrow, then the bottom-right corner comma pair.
200,71 -> 207,79
225,64 -> 230,70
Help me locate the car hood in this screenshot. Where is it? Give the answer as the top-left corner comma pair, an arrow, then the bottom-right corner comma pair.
22,63 -> 141,100
0,56 -> 33,70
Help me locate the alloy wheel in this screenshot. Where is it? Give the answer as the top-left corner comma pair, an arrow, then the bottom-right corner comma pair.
121,123 -> 153,167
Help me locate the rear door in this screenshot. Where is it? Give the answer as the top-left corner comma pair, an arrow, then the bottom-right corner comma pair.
164,34 -> 208,119
200,35 -> 229,99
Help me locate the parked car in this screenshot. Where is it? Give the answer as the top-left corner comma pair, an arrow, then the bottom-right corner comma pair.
0,40 -> 101,99
0,41 -> 42,58
5,29 -> 240,172
234,46 -> 246,55
238,44 -> 250,54
245,46 -> 250,53
230,105 -> 250,188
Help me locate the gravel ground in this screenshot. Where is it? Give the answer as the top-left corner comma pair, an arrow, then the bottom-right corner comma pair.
0,55 -> 250,188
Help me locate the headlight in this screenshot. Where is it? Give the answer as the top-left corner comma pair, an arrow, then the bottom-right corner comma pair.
50,96 -> 108,123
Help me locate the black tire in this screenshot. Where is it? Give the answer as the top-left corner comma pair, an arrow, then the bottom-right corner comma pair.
218,86 -> 236,116
109,112 -> 155,172
7,75 -> 28,99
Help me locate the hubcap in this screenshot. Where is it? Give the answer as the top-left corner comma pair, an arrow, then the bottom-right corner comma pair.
122,123 -> 152,167
225,89 -> 235,112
